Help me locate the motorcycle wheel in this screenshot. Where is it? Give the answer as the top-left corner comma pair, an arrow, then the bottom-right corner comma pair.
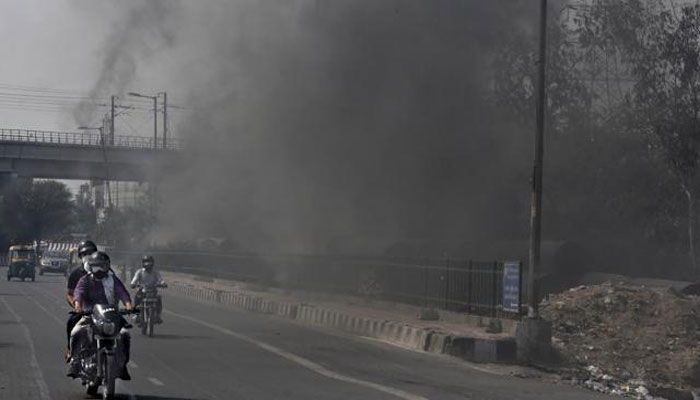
31,276 -> 35,282
141,310 -> 148,336
148,313 -> 154,337
102,354 -> 116,400
20,277 -> 24,282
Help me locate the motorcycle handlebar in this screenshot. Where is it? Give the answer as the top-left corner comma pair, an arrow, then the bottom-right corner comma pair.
131,284 -> 167,289
69,309 -> 139,316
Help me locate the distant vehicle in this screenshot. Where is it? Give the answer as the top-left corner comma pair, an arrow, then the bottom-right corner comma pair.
38,251 -> 69,275
7,244 -> 36,281
136,283 -> 167,337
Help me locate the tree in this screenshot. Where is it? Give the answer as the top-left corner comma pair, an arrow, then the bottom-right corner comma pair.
0,179 -> 74,242
576,0 -> 700,272
492,0 -> 700,278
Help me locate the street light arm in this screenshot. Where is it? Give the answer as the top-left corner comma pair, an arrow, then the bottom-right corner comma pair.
129,92 -> 156,99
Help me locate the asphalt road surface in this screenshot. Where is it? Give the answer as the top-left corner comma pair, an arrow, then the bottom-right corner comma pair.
0,271 -> 610,400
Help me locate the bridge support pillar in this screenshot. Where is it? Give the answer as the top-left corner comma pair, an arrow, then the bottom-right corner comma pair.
91,180 -> 107,223
0,172 -> 19,189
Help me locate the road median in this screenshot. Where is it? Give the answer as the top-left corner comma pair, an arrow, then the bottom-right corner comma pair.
159,270 -> 517,364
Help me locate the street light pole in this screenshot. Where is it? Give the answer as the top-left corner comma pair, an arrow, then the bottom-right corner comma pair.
528,0 -> 548,319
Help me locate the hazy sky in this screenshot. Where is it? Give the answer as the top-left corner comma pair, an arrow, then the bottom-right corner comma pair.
0,0 -> 189,136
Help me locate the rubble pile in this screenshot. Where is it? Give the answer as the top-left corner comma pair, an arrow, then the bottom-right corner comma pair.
541,282 -> 700,396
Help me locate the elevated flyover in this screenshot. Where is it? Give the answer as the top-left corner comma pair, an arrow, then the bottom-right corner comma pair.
0,128 -> 181,181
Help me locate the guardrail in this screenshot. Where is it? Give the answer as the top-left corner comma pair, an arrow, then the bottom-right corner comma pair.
112,250 -> 524,319
0,128 -> 182,150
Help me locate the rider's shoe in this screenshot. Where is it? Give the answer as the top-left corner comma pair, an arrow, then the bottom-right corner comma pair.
119,366 -> 131,381
66,359 -> 80,378
64,347 -> 71,363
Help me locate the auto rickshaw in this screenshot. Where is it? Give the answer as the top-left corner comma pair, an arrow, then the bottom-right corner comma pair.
7,244 -> 36,281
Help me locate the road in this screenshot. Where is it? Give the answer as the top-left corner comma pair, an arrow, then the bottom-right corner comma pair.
0,271 -> 609,400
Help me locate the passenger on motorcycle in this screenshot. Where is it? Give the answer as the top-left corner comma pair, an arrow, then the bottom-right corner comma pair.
68,251 -> 134,380
64,240 -> 97,361
130,255 -> 166,324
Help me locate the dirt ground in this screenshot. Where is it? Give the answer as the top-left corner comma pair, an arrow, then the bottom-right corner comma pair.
541,282 -> 700,395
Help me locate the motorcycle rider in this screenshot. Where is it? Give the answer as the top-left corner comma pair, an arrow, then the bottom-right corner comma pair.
131,255 -> 166,324
64,240 -> 98,361
68,251 -> 134,380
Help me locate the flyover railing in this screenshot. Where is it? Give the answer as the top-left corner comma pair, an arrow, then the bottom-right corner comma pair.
0,128 -> 182,150
111,250 -> 524,319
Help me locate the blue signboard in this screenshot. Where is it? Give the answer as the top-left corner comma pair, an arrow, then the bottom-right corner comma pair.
502,262 -> 521,313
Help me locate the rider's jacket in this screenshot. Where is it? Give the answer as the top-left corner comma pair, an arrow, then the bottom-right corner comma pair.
74,273 -> 131,311
130,268 -> 164,288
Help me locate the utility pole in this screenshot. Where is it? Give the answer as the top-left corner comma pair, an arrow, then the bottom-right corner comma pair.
528,0 -> 548,319
162,92 -> 167,148
153,96 -> 158,148
110,95 -> 116,145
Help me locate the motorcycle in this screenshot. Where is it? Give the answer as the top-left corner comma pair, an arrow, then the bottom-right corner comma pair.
137,284 -> 166,337
70,305 -> 137,400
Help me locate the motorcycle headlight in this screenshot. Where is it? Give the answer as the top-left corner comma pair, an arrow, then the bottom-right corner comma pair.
100,321 -> 116,336
41,260 -> 50,266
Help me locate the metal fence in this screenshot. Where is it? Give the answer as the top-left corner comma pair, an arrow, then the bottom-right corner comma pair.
112,250 -> 524,319
0,128 -> 182,150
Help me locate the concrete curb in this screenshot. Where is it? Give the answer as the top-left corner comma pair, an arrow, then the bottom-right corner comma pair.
168,281 -> 515,363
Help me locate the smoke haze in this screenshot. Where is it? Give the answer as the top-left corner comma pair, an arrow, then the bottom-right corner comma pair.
147,1 -> 539,254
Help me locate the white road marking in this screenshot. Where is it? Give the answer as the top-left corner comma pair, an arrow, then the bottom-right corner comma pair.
0,296 -> 52,400
148,377 -> 165,386
166,310 -> 430,400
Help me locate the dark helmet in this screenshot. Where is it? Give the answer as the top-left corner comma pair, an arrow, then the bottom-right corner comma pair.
142,255 -> 155,271
87,251 -> 110,280
78,240 -> 98,258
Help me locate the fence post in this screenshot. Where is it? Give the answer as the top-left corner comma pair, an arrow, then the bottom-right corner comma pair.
423,261 -> 428,308
518,261 -> 524,318
467,260 -> 473,314
492,261 -> 499,318
444,258 -> 450,311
